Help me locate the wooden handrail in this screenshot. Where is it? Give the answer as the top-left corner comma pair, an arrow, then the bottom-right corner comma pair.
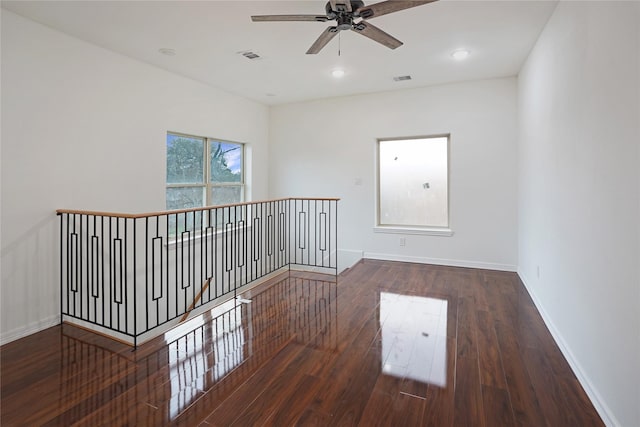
56,197 -> 341,219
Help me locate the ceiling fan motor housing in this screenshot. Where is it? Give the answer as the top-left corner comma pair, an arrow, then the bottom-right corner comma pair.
336,15 -> 353,30
325,1 -> 365,19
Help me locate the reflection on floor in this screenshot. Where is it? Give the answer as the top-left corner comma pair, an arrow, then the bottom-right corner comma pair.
380,293 -> 447,387
160,275 -> 337,420
0,261 -> 604,426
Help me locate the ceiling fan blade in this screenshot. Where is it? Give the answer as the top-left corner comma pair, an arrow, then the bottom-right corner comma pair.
306,26 -> 339,54
351,21 -> 402,49
357,1 -> 437,20
251,15 -> 329,22
329,0 -> 352,13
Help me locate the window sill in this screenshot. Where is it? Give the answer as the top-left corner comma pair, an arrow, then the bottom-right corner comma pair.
373,226 -> 454,237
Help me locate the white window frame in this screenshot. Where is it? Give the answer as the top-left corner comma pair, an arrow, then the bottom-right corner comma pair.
166,131 -> 245,208
374,134 -> 453,237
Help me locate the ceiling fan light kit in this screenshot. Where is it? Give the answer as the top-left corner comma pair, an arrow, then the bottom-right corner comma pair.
251,0 -> 437,54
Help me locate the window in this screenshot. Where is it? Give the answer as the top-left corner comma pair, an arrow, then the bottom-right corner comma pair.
377,135 -> 451,234
166,132 -> 244,210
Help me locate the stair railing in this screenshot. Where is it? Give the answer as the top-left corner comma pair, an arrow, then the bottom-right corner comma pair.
57,197 -> 338,346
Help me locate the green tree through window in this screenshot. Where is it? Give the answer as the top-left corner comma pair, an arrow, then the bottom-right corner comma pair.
166,133 -> 244,211
210,142 -> 241,183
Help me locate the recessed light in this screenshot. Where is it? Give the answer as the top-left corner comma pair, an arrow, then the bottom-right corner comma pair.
158,48 -> 176,56
451,49 -> 470,60
332,69 -> 345,78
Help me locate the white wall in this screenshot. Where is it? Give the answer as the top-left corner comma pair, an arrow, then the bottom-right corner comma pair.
0,10 -> 269,343
518,2 -> 639,426
269,78 -> 518,271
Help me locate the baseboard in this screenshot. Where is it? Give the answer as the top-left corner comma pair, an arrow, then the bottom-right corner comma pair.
0,314 -> 60,346
363,252 -> 517,272
338,249 -> 364,273
517,270 -> 618,427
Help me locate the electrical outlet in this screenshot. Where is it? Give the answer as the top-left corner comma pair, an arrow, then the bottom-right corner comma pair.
399,237 -> 406,247
536,265 -> 540,279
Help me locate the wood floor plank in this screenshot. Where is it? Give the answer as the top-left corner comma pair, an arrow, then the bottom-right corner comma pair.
358,373 -> 405,426
494,320 -> 548,427
522,344 -> 573,426
265,373 -> 323,426
323,342 -> 382,425
557,376 -> 605,427
392,392 -> 426,426
481,384 -> 517,427
517,295 -> 576,379
422,337 -> 456,427
456,296 -> 479,359
399,376 -> 429,400
294,408 -> 333,426
229,371 -> 319,426
476,310 -> 508,389
202,342 -> 309,426
453,356 -> 485,427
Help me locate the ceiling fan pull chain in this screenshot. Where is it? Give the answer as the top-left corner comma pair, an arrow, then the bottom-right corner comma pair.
338,31 -> 341,56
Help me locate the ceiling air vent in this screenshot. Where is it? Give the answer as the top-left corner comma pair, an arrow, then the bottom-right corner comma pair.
238,50 -> 262,60
393,75 -> 412,82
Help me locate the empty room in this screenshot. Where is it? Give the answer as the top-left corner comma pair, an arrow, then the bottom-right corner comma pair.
1,1 -> 638,426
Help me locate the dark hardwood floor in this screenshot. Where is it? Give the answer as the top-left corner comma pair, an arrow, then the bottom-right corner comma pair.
1,260 -> 603,426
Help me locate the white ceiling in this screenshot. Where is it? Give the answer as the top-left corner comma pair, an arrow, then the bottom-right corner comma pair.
2,0 -> 557,105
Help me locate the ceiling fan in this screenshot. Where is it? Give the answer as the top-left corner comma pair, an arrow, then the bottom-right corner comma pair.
251,1 -> 437,54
